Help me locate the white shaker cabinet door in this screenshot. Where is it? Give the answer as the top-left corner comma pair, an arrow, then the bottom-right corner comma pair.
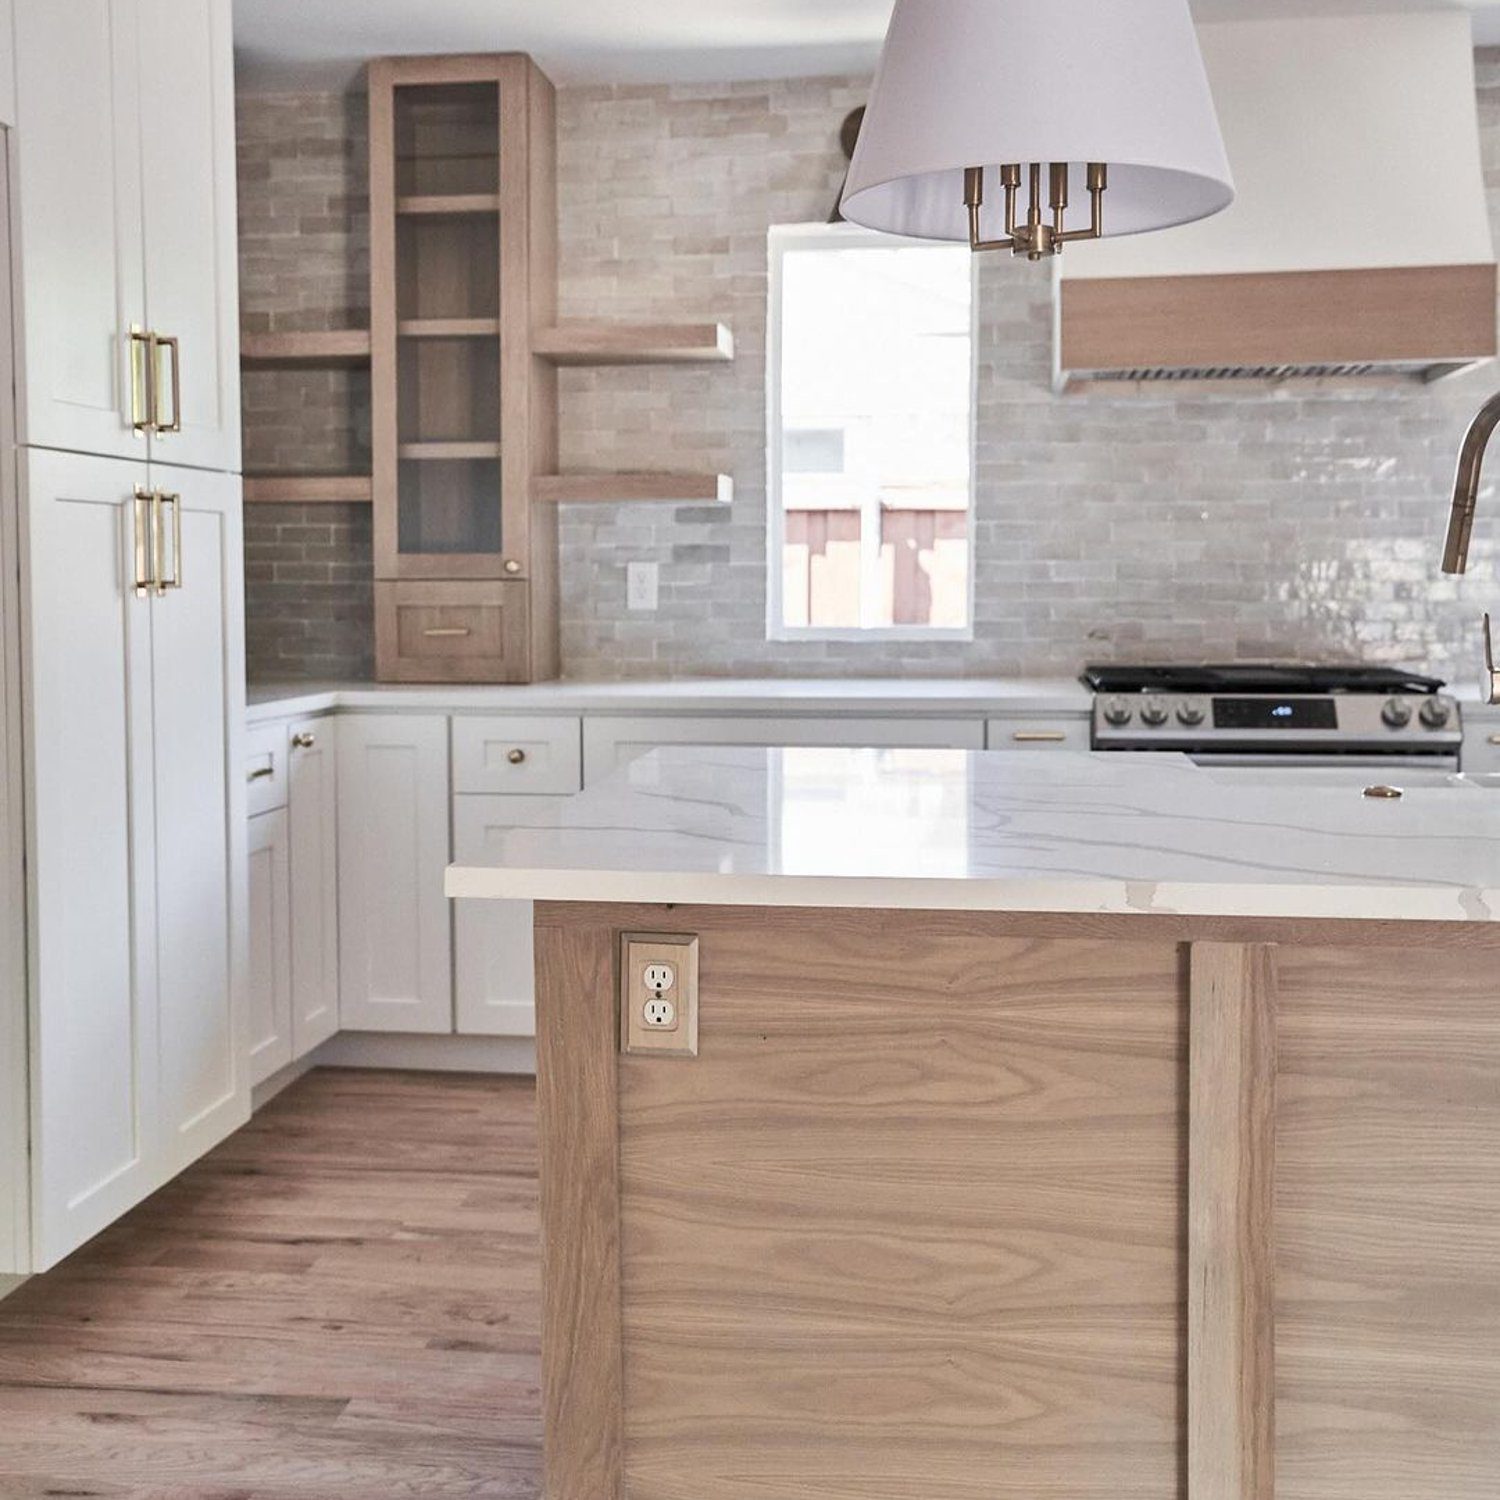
146,462 -> 247,1175
137,0 -> 240,473
0,0 -> 16,129
247,809 -> 293,1086
337,715 -> 453,1034
22,450 -> 158,1268
453,797 -> 539,1038
286,716 -> 340,1056
13,0 -> 148,461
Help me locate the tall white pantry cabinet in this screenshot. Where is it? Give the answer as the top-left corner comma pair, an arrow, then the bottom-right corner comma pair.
1,0 -> 246,1274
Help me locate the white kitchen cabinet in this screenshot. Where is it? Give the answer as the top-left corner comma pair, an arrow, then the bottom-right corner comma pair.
337,715 -> 452,1034
247,809 -> 293,1086
21,449 -> 246,1268
1464,716 -> 1500,774
12,0 -> 239,472
0,0 -> 17,129
582,714 -> 986,782
287,716 -> 339,1055
985,715 -> 1091,752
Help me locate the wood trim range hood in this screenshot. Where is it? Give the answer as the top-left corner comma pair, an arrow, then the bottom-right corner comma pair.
1055,12 -> 1498,389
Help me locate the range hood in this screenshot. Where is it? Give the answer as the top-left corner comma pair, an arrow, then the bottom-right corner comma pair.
1055,12 -> 1497,389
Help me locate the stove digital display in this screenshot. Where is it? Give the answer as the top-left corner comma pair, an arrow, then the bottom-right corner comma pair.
1212,698 -> 1337,730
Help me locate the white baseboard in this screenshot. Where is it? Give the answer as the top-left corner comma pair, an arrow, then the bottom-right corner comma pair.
313,1031 -> 537,1075
251,1052 -> 321,1113
0,1273 -> 26,1301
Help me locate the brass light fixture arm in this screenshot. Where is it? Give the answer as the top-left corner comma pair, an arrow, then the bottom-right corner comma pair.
964,163 -> 1108,258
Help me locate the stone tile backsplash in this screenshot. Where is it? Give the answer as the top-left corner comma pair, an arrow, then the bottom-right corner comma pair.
239,60 -> 1500,686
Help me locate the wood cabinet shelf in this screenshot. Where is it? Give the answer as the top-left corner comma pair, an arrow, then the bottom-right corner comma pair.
244,474 -> 374,504
397,317 -> 501,338
533,472 -> 733,505
240,330 -> 372,366
535,322 -> 734,366
395,192 -> 502,216
397,441 -> 502,461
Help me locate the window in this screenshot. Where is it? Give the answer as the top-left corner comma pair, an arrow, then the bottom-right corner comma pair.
767,223 -> 975,640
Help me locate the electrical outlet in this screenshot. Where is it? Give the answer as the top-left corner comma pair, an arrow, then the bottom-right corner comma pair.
626,561 -> 659,612
621,933 -> 699,1057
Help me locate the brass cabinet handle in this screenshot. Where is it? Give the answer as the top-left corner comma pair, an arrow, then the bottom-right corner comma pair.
154,333 -> 182,434
132,488 -> 153,595
1011,730 -> 1068,743
247,765 -> 275,783
502,558 -> 521,575
1489,734 -> 1500,746
507,748 -> 527,765
155,491 -> 182,592
423,626 -> 471,638
291,731 -> 317,750
128,328 -> 156,434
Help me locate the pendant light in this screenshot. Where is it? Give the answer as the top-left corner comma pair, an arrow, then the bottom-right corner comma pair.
841,0 -> 1234,261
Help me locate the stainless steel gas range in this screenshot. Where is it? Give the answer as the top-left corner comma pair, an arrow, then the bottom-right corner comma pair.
1085,664 -> 1462,777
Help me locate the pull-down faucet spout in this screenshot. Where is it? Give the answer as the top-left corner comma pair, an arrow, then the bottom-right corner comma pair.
1443,388 -> 1500,573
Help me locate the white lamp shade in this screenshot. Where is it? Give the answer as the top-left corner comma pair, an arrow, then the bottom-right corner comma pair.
842,0 -> 1234,242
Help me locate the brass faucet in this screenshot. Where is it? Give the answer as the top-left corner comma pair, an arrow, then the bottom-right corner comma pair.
1444,393 -> 1500,703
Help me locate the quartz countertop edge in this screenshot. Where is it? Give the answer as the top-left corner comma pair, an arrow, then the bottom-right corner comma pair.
442,745 -> 1500,924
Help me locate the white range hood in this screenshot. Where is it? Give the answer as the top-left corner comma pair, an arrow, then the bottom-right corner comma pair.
1055,11 -> 1497,388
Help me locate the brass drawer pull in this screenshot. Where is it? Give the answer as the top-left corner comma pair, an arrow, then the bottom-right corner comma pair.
1011,730 -> 1068,743
155,491 -> 182,592
291,732 -> 316,750
502,558 -> 521,575
128,328 -> 156,434
154,333 -> 182,434
507,748 -> 527,765
132,488 -> 153,595
1489,734 -> 1500,746
423,626 -> 472,638
247,765 -> 275,783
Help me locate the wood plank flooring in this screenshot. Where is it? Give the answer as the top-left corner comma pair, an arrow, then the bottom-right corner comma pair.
0,1069 -> 543,1499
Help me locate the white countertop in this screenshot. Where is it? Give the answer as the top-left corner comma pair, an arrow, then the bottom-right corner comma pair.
444,745 -> 1500,923
245,677 -> 1092,724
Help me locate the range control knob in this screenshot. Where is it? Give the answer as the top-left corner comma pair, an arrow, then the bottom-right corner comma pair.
1139,695 -> 1170,727
1419,696 -> 1452,729
1176,697 -> 1208,726
1381,696 -> 1413,728
1101,695 -> 1134,726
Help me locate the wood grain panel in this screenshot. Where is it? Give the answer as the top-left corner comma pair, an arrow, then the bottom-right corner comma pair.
374,579 -> 530,683
613,914 -> 1188,1500
534,322 -> 734,365
534,921 -> 624,1500
1059,264 -> 1497,374
1189,943 -> 1276,1500
1275,944 -> 1500,1500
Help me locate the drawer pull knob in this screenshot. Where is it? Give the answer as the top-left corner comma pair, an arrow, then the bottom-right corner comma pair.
423,626 -> 472,638
503,558 -> 522,575
1011,730 -> 1067,743
1489,734 -> 1500,746
291,731 -> 316,750
247,765 -> 275,783
507,748 -> 527,765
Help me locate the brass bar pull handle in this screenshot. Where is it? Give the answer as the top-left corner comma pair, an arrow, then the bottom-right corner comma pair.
132,488 -> 153,595
423,627 -> 471,638
150,491 -> 167,596
1488,734 -> 1500,746
1484,612 -> 1499,706
128,328 -> 157,434
1011,730 -> 1068,743
153,334 -> 182,434
156,491 -> 182,591
247,765 -> 275,783
291,731 -> 317,750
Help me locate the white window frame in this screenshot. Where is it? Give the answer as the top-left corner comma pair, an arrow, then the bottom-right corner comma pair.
765,221 -> 977,644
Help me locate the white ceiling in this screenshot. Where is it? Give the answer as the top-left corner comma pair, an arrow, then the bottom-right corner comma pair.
233,0 -> 1500,91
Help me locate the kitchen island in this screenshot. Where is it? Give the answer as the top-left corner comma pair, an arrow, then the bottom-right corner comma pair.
447,746 -> 1500,1500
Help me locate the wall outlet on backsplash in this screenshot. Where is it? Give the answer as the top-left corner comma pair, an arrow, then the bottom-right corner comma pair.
627,562 -> 660,613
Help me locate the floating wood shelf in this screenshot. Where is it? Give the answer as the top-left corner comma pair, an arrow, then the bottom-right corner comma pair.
395,192 -> 501,215
534,322 -> 734,366
396,317 -> 501,338
240,329 -> 372,365
397,441 -> 502,461
533,472 -> 733,505
243,473 -> 373,504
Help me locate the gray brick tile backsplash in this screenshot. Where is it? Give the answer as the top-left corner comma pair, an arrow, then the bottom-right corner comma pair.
241,60 -> 1500,686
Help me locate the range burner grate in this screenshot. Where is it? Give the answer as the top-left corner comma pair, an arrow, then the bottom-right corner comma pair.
1081,663 -> 1446,696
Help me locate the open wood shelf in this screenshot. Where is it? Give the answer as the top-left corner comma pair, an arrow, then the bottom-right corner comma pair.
533,471 -> 733,505
534,322 -> 734,366
397,317 -> 501,338
397,441 -> 502,461
240,329 -> 372,365
244,473 -> 373,504
395,192 -> 501,216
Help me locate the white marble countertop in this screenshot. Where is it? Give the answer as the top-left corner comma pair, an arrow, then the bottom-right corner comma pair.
444,745 -> 1500,923
245,676 -> 1093,724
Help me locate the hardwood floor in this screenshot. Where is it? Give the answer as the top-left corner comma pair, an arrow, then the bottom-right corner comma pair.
0,1069 -> 543,1499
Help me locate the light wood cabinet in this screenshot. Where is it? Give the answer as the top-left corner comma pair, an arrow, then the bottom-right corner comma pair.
13,0 -> 240,472
247,809 -> 293,1085
21,449 -> 247,1269
336,714 -> 453,1033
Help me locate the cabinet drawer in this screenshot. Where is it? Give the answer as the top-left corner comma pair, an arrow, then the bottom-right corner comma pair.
453,715 -> 582,795
375,581 -> 530,684
245,723 -> 288,814
985,717 -> 1091,752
